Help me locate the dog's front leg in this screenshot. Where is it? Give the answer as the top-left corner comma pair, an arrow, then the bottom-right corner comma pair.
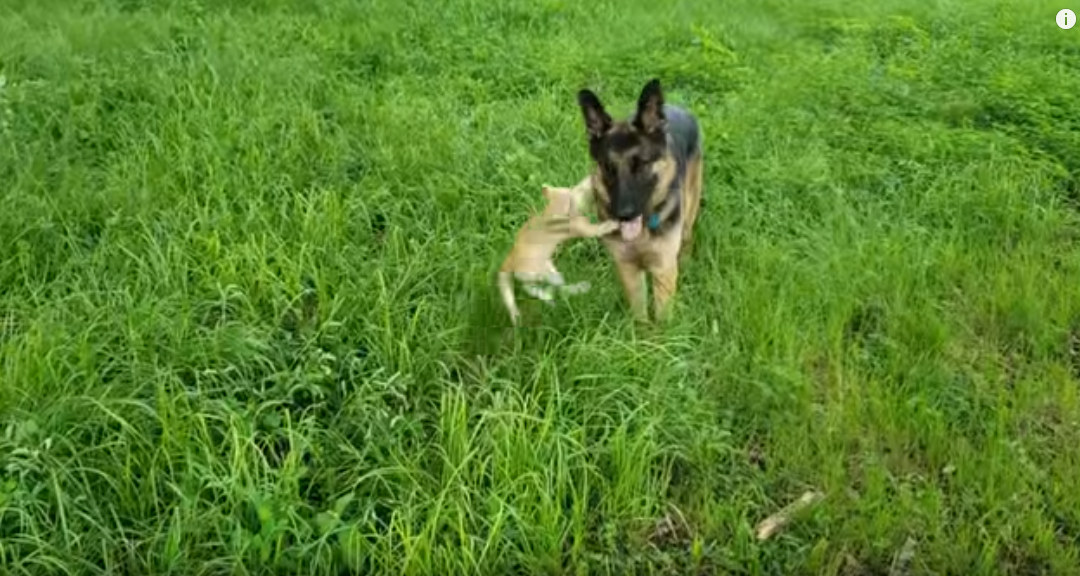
602,236 -> 648,321
649,263 -> 678,323
613,258 -> 648,321
647,232 -> 683,322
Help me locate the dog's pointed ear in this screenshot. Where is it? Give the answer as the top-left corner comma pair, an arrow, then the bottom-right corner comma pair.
577,89 -> 612,139
633,78 -> 665,135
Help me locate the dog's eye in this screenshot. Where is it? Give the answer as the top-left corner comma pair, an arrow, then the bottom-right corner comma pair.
630,157 -> 643,172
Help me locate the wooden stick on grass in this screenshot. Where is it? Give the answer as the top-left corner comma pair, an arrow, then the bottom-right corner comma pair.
755,490 -> 825,540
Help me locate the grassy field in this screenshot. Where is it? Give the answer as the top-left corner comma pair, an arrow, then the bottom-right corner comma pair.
2,0 -> 1080,573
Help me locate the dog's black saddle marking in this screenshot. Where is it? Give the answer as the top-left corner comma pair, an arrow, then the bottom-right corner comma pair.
651,105 -> 701,235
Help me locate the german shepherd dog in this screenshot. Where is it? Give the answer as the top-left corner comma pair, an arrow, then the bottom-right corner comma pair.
576,79 -> 704,322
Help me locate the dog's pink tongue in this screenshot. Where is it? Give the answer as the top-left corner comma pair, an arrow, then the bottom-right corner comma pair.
619,216 -> 642,241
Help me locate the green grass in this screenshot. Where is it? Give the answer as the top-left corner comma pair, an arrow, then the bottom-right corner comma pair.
2,0 -> 1080,573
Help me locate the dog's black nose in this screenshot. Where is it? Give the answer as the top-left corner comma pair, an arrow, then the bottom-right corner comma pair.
615,206 -> 637,220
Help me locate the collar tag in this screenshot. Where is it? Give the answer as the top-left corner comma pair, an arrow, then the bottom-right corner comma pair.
647,213 -> 661,230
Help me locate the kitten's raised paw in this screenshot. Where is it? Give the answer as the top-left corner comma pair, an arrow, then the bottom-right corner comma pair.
598,221 -> 620,235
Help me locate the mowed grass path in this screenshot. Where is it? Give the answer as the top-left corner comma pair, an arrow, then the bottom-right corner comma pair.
2,0 -> 1080,573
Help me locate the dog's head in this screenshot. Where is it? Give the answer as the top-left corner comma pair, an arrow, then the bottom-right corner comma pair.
576,79 -> 675,241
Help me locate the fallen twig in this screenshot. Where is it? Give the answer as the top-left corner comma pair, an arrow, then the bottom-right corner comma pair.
755,490 -> 825,540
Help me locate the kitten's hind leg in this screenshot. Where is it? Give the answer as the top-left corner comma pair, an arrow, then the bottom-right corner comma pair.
535,286 -> 557,306
560,280 -> 592,295
522,282 -> 546,299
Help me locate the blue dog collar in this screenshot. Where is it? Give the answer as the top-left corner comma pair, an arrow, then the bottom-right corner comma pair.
647,213 -> 661,230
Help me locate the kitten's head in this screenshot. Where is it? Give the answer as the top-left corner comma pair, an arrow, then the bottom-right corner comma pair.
541,185 -> 577,218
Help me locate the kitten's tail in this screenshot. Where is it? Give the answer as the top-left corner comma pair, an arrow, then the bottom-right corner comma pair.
497,271 -> 520,325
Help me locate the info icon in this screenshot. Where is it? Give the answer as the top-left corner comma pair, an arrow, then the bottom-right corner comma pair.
1059,9 -> 1076,29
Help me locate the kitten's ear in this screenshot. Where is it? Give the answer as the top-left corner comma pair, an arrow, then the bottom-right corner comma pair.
577,89 -> 612,139
633,78 -> 666,135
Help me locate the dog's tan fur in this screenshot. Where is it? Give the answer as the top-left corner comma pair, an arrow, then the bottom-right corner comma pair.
498,179 -> 618,325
